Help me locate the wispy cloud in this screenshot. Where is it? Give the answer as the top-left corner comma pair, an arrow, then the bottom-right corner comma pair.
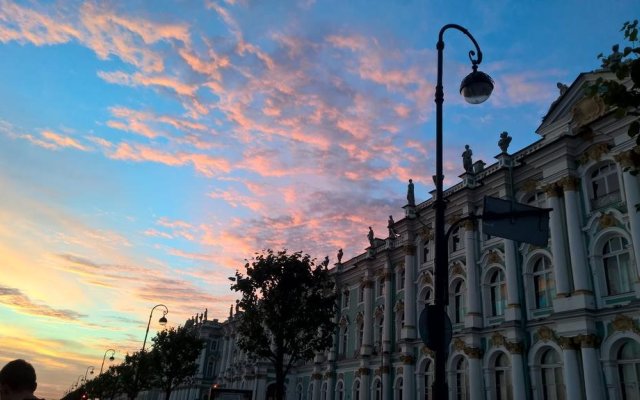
0,285 -> 86,321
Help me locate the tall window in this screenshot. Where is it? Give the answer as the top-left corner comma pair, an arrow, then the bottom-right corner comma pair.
423,239 -> 431,263
343,289 -> 350,308
378,279 -> 385,297
489,269 -> 506,316
618,340 -> 640,400
526,191 -> 547,208
336,381 -> 344,400
396,311 -> 405,340
450,226 -> 465,252
359,285 -> 365,303
358,323 -> 364,352
451,280 -> 466,324
454,358 -> 469,400
590,162 -> 621,209
533,256 -> 555,309
540,349 -> 565,400
494,353 -> 512,400
603,236 -> 632,295
377,317 -> 384,345
321,383 -> 327,400
296,384 -> 303,400
398,269 -> 405,290
424,287 -> 433,305
341,326 -> 348,356
206,358 -> 215,378
396,378 -> 403,400
373,379 -> 382,400
423,360 -> 434,400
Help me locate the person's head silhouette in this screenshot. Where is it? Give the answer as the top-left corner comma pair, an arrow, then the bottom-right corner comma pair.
0,359 -> 38,400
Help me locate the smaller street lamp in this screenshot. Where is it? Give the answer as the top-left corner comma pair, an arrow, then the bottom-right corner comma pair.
141,304 -> 169,353
84,366 -> 94,382
100,349 -> 116,375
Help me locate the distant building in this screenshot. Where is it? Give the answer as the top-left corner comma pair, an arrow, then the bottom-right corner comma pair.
214,70 -> 640,400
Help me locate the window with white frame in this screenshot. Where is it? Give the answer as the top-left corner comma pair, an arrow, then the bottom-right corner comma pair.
450,280 -> 466,324
396,311 -> 404,341
617,340 -> 640,400
377,317 -> 384,346
423,360 -> 434,400
353,380 -> 360,400
398,269 -> 405,290
378,278 -> 385,297
494,353 -> 512,400
296,384 -> 303,400
450,226 -> 465,253
590,162 -> 621,209
488,269 -> 506,317
336,381 -> 344,400
424,287 -> 433,305
358,285 -> 365,303
373,379 -> 382,400
343,289 -> 350,308
454,357 -> 469,400
526,191 -> 547,208
358,322 -> 364,352
395,377 -> 403,400
340,326 -> 348,357
533,256 -> 555,309
603,236 -> 633,295
423,239 -> 432,263
540,349 -> 564,400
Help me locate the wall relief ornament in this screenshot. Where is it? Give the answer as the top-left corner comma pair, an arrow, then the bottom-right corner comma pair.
356,312 -> 364,324
614,147 -> 640,171
374,305 -> 384,318
394,300 -> 404,312
578,142 -> 612,165
520,179 -> 540,194
558,176 -> 580,191
339,315 -> 349,328
537,326 -> 557,342
598,212 -> 618,229
450,263 -> 466,277
571,95 -> 606,129
421,273 -> 433,285
421,346 -> 435,358
487,250 -> 501,264
420,226 -> 433,241
611,314 -> 640,334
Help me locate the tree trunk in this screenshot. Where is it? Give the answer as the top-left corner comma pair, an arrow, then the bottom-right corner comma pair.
164,388 -> 172,400
275,355 -> 286,400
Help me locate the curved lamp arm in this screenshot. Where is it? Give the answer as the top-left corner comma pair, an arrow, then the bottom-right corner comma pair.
141,304 -> 169,352
100,349 -> 116,375
438,24 -> 483,67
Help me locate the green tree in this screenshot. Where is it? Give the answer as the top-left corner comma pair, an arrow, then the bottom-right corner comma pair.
231,249 -> 337,400
588,20 -> 640,170
115,352 -> 152,400
149,325 -> 205,400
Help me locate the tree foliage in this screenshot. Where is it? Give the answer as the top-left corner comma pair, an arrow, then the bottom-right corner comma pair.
231,249 -> 337,400
115,351 -> 152,400
149,325 -> 205,400
588,20 -> 640,170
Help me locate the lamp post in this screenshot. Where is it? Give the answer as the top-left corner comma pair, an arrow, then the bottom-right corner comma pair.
432,24 -> 493,400
75,375 -> 84,389
84,366 -> 95,383
141,304 -> 169,353
100,349 -> 116,375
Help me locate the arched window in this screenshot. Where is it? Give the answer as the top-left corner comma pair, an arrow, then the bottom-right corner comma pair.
396,311 -> 405,341
494,353 -> 512,400
489,269 -> 506,316
296,384 -> 303,400
533,256 -> 555,309
206,357 -> 214,378
395,377 -> 403,400
377,317 -> 384,346
526,191 -> 547,208
359,285 -> 365,303
343,289 -> 350,308
423,239 -> 432,263
451,280 -> 466,324
358,322 -> 364,352
540,349 -> 564,400
353,380 -> 360,400
617,340 -> 640,399
603,236 -> 632,295
424,287 -> 433,305
454,357 -> 469,400
590,162 -> 621,209
336,381 -> 344,400
373,379 -> 382,400
378,278 -> 385,297
423,360 -> 434,400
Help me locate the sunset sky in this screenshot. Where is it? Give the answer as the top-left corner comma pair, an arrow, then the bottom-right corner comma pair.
0,0 -> 636,397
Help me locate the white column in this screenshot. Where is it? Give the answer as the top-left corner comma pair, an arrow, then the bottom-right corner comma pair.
510,351 -> 526,400
561,177 -> 592,293
579,335 -> 605,400
468,353 -> 484,400
560,339 -> 583,400
464,222 -> 481,327
402,359 -> 415,400
546,185 -> 571,295
383,259 -> 393,353
359,370 -> 370,400
504,239 -> 521,321
362,277 -> 374,354
402,245 -> 417,339
621,167 -> 640,279
326,373 -> 335,400
220,335 -> 230,375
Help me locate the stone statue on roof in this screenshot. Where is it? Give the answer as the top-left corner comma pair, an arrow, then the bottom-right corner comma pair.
407,179 -> 415,206
462,145 -> 473,173
498,131 -> 512,154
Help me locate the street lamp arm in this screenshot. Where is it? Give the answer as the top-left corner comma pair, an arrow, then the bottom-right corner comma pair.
142,304 -> 169,353
438,24 -> 483,67
100,349 -> 116,375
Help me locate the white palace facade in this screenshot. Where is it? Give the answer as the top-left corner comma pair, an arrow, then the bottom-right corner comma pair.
210,71 -> 640,400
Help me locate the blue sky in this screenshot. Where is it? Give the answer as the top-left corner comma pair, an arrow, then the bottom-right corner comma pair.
0,0 -> 637,397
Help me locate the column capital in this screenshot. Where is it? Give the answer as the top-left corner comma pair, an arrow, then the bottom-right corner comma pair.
361,279 -> 374,289
462,219 -> 475,231
558,336 -> 579,350
558,176 -> 580,191
614,147 -> 640,170
506,341 -> 524,354
576,334 -> 601,348
356,367 -> 370,377
404,244 -> 416,254
384,271 -> 394,281
543,183 -> 560,197
400,354 -> 415,365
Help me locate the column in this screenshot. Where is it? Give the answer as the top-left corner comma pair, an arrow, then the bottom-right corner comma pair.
617,152 -> 640,279
545,184 -> 571,295
359,369 -> 371,400
326,372 -> 335,400
464,221 -> 482,327
559,337 -> 583,400
312,373 -> 321,400
468,350 -> 484,400
383,255 -> 393,354
509,345 -> 526,400
579,335 -> 605,400
220,335 -> 229,375
504,239 -> 521,321
403,245 -> 417,339
362,276 -> 374,355
402,356 -> 416,400
560,177 -> 592,293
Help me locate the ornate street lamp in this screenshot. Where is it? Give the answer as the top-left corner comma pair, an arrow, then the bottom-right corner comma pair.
432,24 -> 493,400
100,349 -> 116,375
141,304 -> 169,353
84,366 -> 94,382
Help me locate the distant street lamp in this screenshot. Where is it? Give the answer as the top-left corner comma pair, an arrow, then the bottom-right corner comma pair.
75,375 -> 84,389
141,304 -> 169,353
84,366 -> 94,382
100,349 -> 116,375
431,24 -> 493,400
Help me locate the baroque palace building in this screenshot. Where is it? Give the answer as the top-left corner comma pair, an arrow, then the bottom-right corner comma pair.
210,70 -> 640,400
